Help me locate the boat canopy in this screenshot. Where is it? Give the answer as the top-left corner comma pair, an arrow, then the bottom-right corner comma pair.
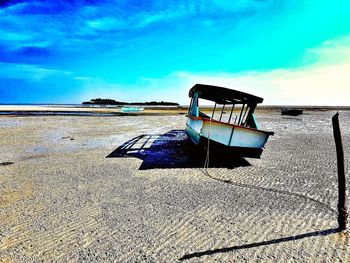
189,84 -> 263,105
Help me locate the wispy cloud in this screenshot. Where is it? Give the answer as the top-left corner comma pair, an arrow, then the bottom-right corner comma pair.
0,62 -> 72,80
86,17 -> 125,31
170,37 -> 350,105
304,36 -> 350,65
0,0 -> 267,50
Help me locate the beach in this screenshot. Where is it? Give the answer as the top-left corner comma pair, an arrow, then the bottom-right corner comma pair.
1,109 -> 350,262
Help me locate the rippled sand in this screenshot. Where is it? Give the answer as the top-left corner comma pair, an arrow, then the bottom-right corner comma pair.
0,110 -> 349,262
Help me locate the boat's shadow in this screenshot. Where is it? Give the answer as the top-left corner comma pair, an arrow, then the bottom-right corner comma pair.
107,129 -> 250,170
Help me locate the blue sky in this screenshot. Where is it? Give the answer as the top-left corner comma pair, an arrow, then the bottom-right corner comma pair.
1,0 -> 350,105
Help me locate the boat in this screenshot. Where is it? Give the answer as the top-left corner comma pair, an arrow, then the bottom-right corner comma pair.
120,107 -> 144,113
185,84 -> 274,158
281,108 -> 303,116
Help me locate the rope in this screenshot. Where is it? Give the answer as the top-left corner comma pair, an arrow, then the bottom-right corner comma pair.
346,147 -> 348,176
204,116 -> 212,169
201,170 -> 336,213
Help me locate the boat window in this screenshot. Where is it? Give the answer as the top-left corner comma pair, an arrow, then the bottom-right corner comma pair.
209,103 -> 251,126
189,92 -> 199,117
211,103 -> 225,121
234,104 -> 250,126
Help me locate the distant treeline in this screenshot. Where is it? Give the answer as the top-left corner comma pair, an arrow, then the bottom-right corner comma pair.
82,98 -> 179,106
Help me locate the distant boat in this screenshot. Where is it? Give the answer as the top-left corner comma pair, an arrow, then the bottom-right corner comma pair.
281,108 -> 303,116
121,107 -> 144,113
185,84 -> 274,158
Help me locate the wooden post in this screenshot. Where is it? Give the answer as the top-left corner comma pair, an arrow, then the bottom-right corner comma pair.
332,112 -> 348,230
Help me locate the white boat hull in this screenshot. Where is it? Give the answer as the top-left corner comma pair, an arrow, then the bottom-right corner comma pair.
186,116 -> 272,157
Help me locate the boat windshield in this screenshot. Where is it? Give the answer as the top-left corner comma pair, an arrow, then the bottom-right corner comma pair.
189,93 -> 257,128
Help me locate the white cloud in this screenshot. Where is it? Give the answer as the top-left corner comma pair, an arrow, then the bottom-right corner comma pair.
174,63 -> 350,106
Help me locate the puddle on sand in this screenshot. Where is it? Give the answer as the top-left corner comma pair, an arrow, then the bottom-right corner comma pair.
31,146 -> 49,154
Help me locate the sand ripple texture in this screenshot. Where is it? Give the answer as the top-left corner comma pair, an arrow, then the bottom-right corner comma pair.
0,111 -> 350,262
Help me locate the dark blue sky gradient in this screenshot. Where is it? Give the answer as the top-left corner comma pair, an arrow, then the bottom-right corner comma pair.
1,0 -> 350,103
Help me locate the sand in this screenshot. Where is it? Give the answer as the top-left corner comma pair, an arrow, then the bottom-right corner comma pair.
0,110 -> 349,262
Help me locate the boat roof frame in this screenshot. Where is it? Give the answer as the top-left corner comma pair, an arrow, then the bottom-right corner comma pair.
189,84 -> 263,105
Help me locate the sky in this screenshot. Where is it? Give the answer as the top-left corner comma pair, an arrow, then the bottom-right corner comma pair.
1,0 -> 350,105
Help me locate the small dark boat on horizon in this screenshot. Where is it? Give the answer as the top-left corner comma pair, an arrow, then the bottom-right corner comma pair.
281,108 -> 304,116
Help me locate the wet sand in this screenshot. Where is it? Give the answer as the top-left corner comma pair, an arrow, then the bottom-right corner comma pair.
0,105 -> 188,116
0,110 -> 350,262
